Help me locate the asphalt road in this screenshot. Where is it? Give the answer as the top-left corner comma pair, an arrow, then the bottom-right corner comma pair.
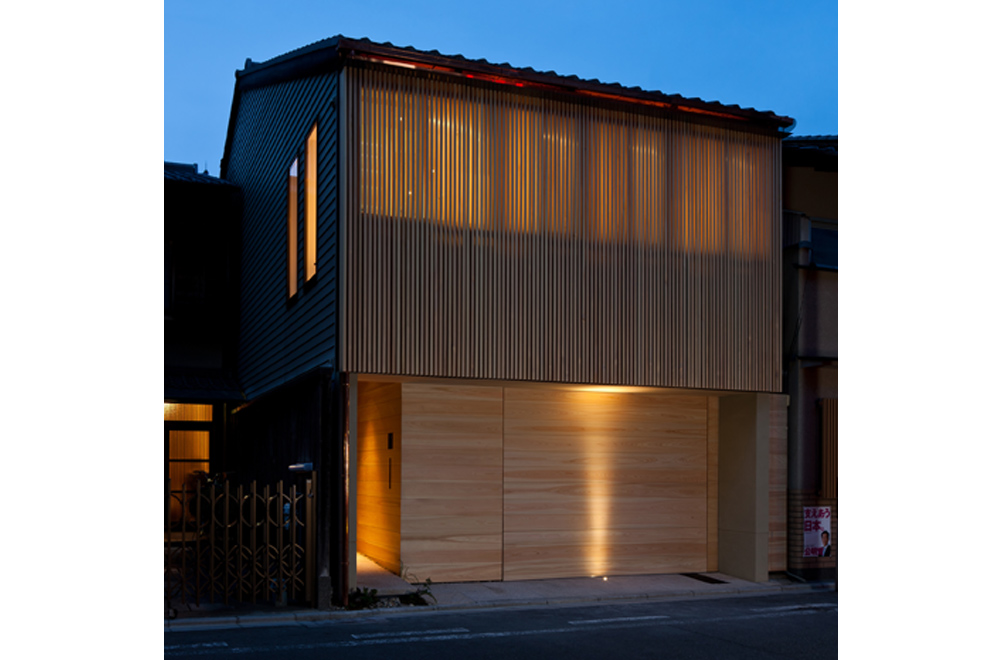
165,591 -> 838,659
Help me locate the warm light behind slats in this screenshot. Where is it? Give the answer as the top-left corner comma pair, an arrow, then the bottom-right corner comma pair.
342,66 -> 782,391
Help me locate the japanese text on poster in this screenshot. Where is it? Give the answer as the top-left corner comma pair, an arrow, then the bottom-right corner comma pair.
803,506 -> 832,557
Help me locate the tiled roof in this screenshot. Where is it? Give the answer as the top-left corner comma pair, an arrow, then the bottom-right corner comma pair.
783,135 -> 838,156
165,162 -> 236,186
237,35 -> 793,129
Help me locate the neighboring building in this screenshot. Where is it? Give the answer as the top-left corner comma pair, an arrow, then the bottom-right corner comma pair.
218,35 -> 797,606
163,162 -> 242,518
781,136 -> 837,580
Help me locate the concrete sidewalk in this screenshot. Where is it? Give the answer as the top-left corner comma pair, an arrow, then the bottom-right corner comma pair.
425,570 -> 833,610
165,558 -> 835,632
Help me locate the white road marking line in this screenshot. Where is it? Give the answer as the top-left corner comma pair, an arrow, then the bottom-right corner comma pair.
164,642 -> 229,651
165,607 -> 837,655
569,615 -> 671,625
352,628 -> 469,639
751,604 -> 838,612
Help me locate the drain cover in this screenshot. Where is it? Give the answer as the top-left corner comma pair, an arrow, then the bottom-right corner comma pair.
680,573 -> 728,584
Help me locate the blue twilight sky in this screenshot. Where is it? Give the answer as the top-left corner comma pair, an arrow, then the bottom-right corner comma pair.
165,0 -> 837,175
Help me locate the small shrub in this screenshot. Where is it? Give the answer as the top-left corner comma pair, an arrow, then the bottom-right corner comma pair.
399,578 -> 435,606
347,587 -> 379,610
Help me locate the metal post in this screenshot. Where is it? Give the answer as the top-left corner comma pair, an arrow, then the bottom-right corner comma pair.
306,471 -> 316,606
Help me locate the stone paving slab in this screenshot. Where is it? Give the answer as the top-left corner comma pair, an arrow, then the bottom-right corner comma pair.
355,554 -> 414,596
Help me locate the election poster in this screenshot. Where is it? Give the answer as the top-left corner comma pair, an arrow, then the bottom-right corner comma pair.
803,506 -> 833,557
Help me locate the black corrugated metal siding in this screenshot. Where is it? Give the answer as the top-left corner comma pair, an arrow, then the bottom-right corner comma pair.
225,71 -> 339,399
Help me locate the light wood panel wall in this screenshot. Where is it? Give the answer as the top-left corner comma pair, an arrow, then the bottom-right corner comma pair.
503,388 -> 711,580
356,381 -> 401,572
341,65 -> 782,392
707,397 -> 719,571
769,394 -> 788,572
399,383 -> 504,582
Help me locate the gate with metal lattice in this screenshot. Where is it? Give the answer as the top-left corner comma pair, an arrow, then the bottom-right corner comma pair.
164,473 -> 316,614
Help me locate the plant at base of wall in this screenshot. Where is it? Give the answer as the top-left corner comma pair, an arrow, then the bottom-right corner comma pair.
399,579 -> 435,606
346,587 -> 379,609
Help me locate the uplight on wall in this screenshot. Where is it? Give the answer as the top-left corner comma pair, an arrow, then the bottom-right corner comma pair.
567,389 -> 615,577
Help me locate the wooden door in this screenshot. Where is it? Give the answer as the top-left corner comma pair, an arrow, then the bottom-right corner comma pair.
399,383 -> 504,582
503,389 -> 713,579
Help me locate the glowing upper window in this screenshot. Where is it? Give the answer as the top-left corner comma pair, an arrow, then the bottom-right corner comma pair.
287,124 -> 319,299
288,158 -> 299,298
305,125 -> 317,282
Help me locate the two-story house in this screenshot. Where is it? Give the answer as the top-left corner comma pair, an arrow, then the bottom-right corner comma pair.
219,36 -> 796,606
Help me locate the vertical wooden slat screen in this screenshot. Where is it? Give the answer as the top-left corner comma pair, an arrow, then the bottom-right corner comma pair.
342,65 -> 782,391
820,398 -> 838,499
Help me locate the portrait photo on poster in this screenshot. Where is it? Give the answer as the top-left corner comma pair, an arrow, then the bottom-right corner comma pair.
803,506 -> 833,557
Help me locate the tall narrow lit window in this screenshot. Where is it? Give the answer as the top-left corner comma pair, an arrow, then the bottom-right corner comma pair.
288,158 -> 299,298
287,123 -> 318,300
305,124 -> 318,282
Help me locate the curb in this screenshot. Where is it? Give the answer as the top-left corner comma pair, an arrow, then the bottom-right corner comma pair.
165,580 -> 835,633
